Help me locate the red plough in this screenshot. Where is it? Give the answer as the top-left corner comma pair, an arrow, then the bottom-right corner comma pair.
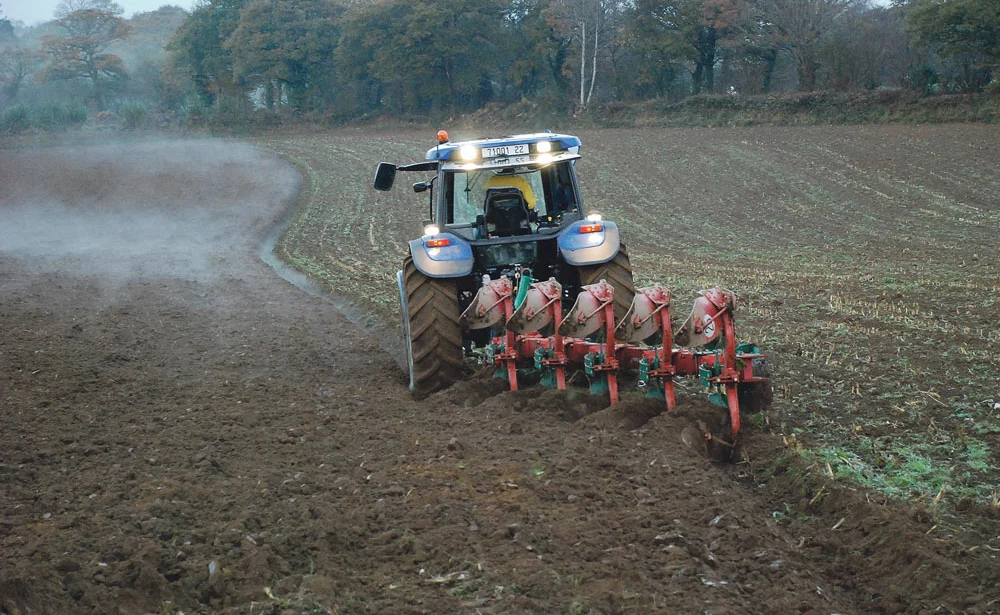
461,274 -> 769,444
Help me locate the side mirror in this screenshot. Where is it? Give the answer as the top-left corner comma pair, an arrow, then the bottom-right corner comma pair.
373,162 -> 397,191
413,181 -> 430,193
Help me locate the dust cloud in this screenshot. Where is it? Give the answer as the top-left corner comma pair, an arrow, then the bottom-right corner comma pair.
0,139 -> 301,286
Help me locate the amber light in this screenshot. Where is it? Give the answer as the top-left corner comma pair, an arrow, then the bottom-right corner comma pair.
578,224 -> 603,234
437,130 -> 449,144
426,238 -> 451,247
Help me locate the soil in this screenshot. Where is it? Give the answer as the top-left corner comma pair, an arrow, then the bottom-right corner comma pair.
2,137 -> 998,615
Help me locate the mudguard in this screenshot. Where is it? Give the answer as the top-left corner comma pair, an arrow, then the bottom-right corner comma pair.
407,233 -> 474,278
557,220 -> 621,266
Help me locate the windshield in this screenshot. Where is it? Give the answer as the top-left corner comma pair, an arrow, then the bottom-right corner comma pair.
444,161 -> 579,228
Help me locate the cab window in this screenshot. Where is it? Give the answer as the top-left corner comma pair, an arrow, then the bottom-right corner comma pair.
444,162 -> 578,227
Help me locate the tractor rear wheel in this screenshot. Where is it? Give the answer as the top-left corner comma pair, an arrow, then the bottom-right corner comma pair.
577,243 -> 636,326
399,256 -> 465,399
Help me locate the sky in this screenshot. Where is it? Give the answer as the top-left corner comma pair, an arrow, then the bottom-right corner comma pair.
2,0 -> 195,25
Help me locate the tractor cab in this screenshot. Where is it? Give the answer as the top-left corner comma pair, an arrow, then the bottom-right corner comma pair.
431,132 -> 584,241
373,132 -> 587,242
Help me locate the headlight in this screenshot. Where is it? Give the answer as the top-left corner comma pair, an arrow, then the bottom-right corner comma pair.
459,145 -> 477,161
536,140 -> 552,153
586,212 -> 602,222
423,224 -> 441,236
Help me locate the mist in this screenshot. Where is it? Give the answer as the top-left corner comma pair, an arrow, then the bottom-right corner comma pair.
0,139 -> 300,291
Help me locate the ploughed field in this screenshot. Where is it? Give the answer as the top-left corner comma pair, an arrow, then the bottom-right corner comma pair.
1,126 -> 998,614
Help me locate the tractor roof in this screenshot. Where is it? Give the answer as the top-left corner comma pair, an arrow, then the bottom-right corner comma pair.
426,132 -> 582,171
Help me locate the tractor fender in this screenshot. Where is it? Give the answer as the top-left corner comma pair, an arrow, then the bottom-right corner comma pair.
407,233 -> 475,278
557,220 -> 621,266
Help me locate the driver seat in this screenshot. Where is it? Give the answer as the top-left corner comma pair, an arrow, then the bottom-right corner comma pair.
484,188 -> 532,237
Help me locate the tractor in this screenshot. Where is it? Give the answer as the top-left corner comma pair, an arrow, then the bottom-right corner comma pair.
374,131 -> 769,446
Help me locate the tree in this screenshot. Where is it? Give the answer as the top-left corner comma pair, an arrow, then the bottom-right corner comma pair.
39,1 -> 131,109
0,44 -> 42,102
167,0 -> 248,107
335,0 -> 505,115
332,1 -> 392,116
499,0 -> 574,101
821,5 -> 916,90
623,0 -> 691,97
0,2 -> 13,44
749,0 -> 864,90
907,0 -> 999,86
546,0 -> 622,106
625,0 -> 740,95
0,18 -> 13,44
223,0 -> 342,112
114,6 -> 189,108
56,0 -> 123,17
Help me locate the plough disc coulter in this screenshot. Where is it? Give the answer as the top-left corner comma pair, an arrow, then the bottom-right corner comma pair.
460,274 -> 769,442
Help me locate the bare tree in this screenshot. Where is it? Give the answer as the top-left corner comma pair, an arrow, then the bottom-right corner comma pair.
750,0 -> 866,90
55,0 -> 124,19
0,44 -> 42,101
549,0 -> 620,106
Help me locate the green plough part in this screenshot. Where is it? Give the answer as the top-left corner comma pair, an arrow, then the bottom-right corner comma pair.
534,347 -> 558,389
639,357 -> 665,400
584,352 -> 610,396
699,356 -> 728,407
513,270 -> 533,310
707,391 -> 728,407
487,342 -> 508,381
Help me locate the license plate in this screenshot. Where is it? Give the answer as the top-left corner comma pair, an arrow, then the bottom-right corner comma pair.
482,144 -> 529,158
484,155 -> 530,167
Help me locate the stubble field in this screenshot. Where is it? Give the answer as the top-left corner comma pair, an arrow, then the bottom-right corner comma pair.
262,124 -> 1000,512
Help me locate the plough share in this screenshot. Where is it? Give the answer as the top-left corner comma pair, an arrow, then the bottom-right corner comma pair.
460,272 -> 769,443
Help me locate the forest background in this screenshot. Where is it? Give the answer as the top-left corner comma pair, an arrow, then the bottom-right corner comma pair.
0,0 -> 997,132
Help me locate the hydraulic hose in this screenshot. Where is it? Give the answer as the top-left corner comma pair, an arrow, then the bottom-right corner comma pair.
514,269 -> 533,310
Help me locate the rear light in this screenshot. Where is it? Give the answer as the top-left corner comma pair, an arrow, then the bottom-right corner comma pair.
426,238 -> 451,247
578,224 -> 603,234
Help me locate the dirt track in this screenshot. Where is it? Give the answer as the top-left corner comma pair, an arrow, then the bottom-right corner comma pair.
1,138 -> 997,614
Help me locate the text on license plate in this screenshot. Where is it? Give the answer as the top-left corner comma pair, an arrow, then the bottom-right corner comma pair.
482,144 -> 529,158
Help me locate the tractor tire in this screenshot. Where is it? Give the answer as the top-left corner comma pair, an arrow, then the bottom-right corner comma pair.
399,256 -> 465,399
577,243 -> 636,326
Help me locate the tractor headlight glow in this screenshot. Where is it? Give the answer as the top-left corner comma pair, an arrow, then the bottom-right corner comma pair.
586,212 -> 603,222
423,224 -> 441,236
536,140 -> 552,153
459,145 -> 477,161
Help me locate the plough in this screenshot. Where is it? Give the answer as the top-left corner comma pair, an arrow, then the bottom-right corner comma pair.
460,272 -> 769,442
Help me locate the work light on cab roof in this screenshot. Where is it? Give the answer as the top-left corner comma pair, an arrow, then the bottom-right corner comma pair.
425,132 -> 582,170
372,129 -> 771,459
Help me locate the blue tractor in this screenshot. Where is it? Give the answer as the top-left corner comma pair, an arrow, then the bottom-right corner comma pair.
374,131 -> 635,398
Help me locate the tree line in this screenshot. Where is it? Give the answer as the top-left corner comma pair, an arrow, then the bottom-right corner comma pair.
0,0 -> 997,128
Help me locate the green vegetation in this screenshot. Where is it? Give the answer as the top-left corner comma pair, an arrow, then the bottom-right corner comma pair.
119,100 -> 148,129
2,100 -> 86,132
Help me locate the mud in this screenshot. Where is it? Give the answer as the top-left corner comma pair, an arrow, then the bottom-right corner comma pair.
1,138 -> 997,614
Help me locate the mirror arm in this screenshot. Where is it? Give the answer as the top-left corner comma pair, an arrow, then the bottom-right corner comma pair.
428,175 -> 437,223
